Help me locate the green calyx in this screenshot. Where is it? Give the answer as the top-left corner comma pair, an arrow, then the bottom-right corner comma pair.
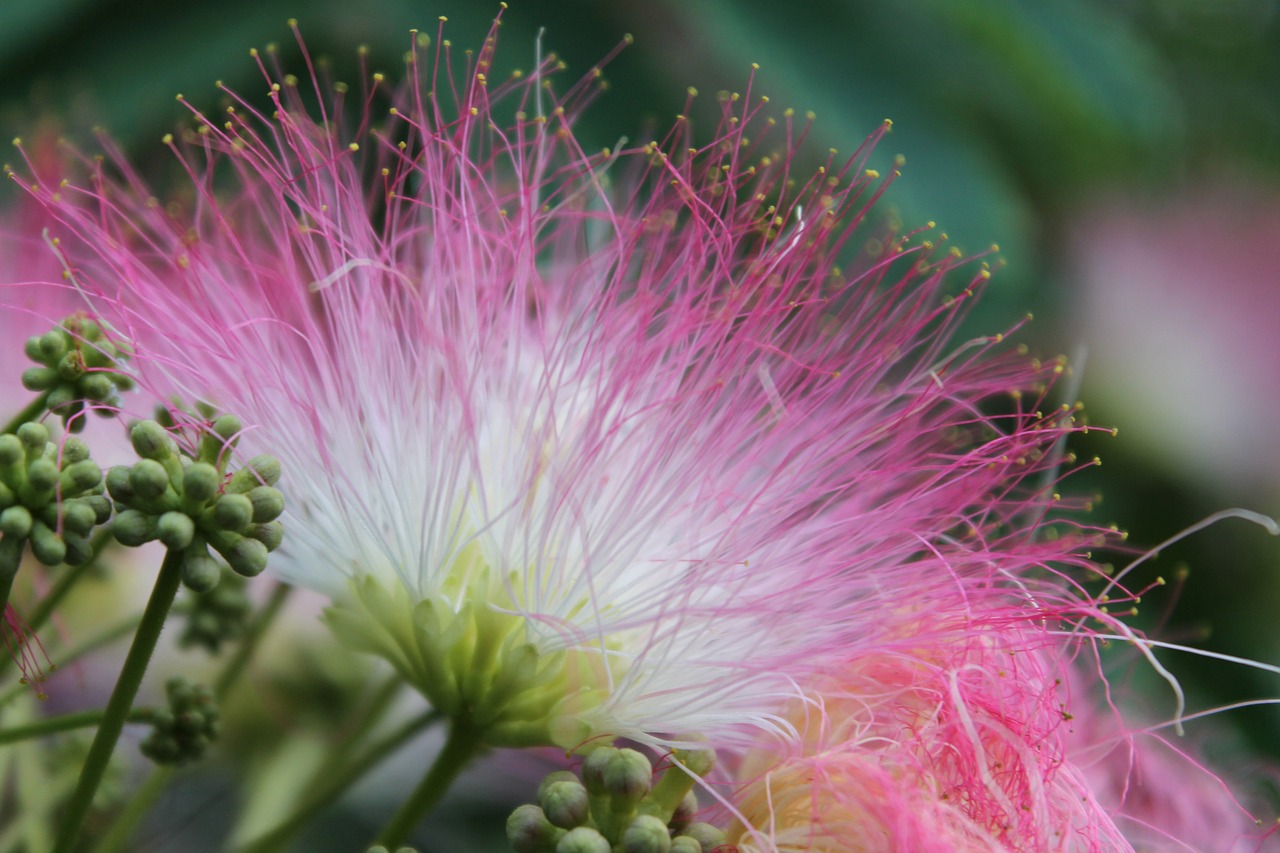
138,676 -> 219,766
0,422 -> 108,569
325,563 -> 613,749
508,745 -> 724,853
107,416 -> 284,592
21,315 -> 133,432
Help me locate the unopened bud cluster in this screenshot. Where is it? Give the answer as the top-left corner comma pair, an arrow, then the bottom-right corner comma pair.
179,569 -> 253,653
508,746 -> 732,853
138,677 -> 218,765
21,317 -> 132,431
0,422 -> 109,566
107,416 -> 284,592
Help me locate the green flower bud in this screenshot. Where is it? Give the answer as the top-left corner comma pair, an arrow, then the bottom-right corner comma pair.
182,463 -> 220,504
604,749 -> 652,806
622,816 -> 672,853
537,770 -> 582,804
682,824 -> 725,851
669,838 -> 701,853
507,804 -> 563,853
671,791 -> 698,832
227,454 -> 281,492
247,486 -> 284,523
246,520 -> 284,551
212,493 -> 253,532
582,747 -> 619,795
0,505 -> 32,538
80,373 -> 115,402
17,421 -> 48,452
182,552 -> 222,593
556,827 -> 610,853
39,329 -> 68,361
83,494 -> 113,524
45,384 -> 75,413
27,458 -> 59,493
212,414 -> 242,442
30,522 -> 66,566
60,459 -> 102,494
21,366 -> 58,391
130,420 -> 175,461
129,459 -> 170,501
113,508 -> 157,546
63,533 -> 93,566
219,535 -> 269,577
106,466 -> 134,502
0,435 -> 22,466
61,501 -> 98,536
62,438 -> 90,464
156,511 -> 195,550
542,779 -> 590,829
57,349 -> 86,382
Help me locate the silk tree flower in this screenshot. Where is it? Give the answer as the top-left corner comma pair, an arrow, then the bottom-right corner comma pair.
17,19 -> 1113,753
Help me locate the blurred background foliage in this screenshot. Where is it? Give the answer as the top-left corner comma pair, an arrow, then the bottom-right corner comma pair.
2,0 -> 1279,849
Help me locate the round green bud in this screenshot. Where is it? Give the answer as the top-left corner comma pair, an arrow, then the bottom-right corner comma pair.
556,827 -> 610,853
537,770 -> 582,804
27,458 -> 59,493
80,373 -> 115,402
30,522 -> 66,566
63,533 -> 93,566
113,508 -> 157,546
682,824 -> 725,850
130,420 -> 175,461
622,816 -> 672,853
182,553 -> 222,593
156,511 -> 196,550
39,329 -> 68,361
129,459 -> 171,501
21,366 -> 58,391
182,463 -> 221,504
83,494 -> 113,524
0,435 -> 23,466
212,414 -> 242,442
227,455 -> 282,492
46,384 -> 75,414
17,421 -> 48,452
669,838 -> 701,853
61,501 -> 98,536
581,747 -> 619,795
246,520 -> 284,551
366,848 -> 390,853
0,505 -> 33,538
542,779 -> 590,829
604,749 -> 652,805
105,465 -> 134,502
62,438 -> 90,464
60,459 -> 103,494
220,535 -> 268,577
247,486 -> 284,523
213,493 -> 253,532
671,790 -> 698,832
23,335 -> 42,362
57,350 -> 85,382
507,803 -> 562,853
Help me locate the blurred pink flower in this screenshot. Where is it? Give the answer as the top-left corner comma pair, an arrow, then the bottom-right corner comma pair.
19,17 -> 1122,761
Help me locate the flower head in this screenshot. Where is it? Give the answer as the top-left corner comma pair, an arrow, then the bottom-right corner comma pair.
19,17 -> 1110,751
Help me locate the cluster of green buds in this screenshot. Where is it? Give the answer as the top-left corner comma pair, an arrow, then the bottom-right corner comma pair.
507,746 -> 732,853
179,568 -> 252,654
0,422 -> 109,569
21,315 -> 133,431
107,415 -> 284,593
138,677 -> 218,765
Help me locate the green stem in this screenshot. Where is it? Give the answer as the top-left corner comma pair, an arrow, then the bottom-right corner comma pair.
0,535 -> 26,624
1,393 -> 49,436
0,708 -> 149,745
372,718 -> 485,848
90,583 -> 294,853
52,548 -> 184,853
237,709 -> 442,853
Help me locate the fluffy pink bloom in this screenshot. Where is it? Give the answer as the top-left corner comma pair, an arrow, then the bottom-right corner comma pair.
17,17 -> 1117,757
722,621 -> 1267,853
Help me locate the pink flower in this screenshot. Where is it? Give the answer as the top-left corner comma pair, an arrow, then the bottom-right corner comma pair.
18,18 -> 1114,754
